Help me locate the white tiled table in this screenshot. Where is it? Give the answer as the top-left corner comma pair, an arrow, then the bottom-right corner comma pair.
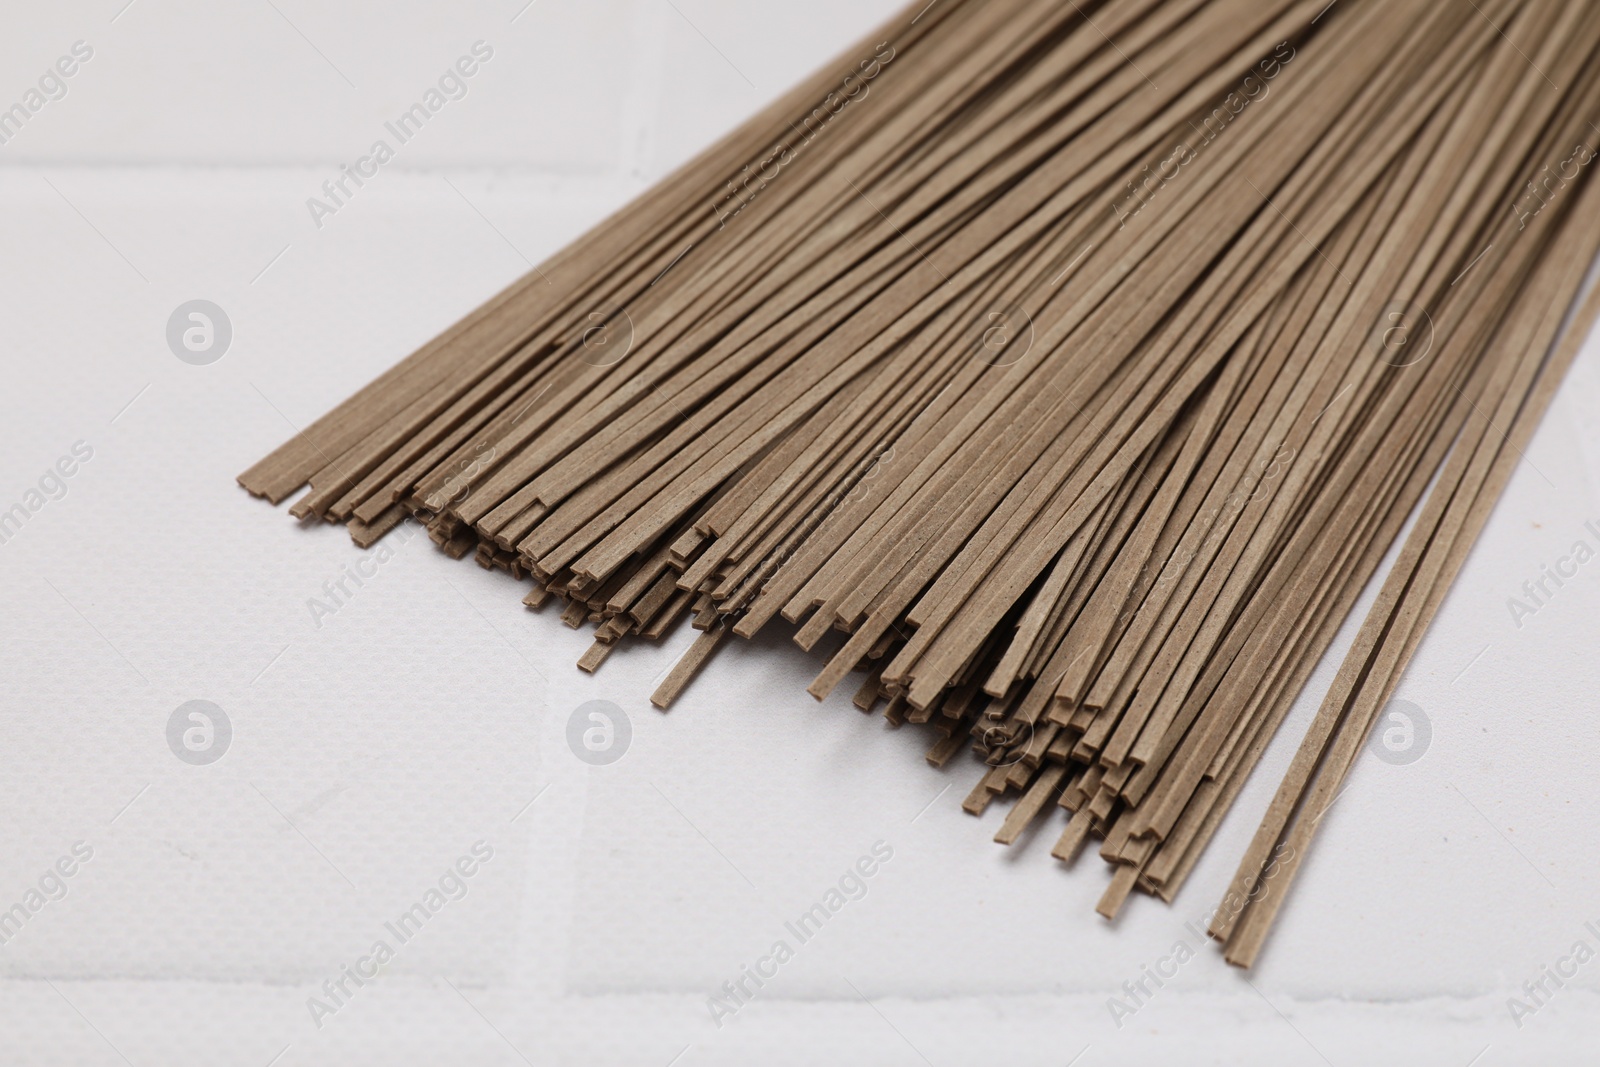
3,2 -> 1599,1064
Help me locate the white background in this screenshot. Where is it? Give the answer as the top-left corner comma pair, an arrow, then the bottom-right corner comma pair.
2,1 -> 1599,1064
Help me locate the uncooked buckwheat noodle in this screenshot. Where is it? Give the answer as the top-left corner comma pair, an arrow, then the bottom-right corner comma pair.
240,0 -> 1600,965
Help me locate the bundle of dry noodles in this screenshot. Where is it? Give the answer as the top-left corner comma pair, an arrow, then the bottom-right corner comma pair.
241,0 -> 1600,964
